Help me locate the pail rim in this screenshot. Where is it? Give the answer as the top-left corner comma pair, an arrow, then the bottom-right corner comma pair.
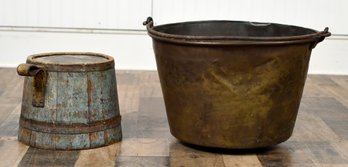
144,17 -> 330,47
26,52 -> 114,72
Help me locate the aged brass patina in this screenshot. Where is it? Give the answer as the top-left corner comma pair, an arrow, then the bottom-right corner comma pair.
144,17 -> 330,149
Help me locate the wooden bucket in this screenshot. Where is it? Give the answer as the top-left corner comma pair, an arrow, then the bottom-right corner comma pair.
17,52 -> 122,150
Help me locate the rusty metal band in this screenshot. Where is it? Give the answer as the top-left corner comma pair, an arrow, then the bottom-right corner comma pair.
26,52 -> 115,72
19,115 -> 121,134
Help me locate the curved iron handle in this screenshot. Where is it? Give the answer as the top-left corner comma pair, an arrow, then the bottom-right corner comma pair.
17,64 -> 47,108
143,17 -> 154,28
312,27 -> 331,48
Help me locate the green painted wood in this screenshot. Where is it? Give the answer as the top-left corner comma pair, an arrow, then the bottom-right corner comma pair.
56,72 -> 88,124
17,53 -> 122,150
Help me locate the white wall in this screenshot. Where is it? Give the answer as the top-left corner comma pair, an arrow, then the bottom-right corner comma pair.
0,0 -> 347,74
0,0 -> 152,30
0,31 -> 155,70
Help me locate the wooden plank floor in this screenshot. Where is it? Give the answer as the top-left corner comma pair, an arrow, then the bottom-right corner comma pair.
0,67 -> 348,167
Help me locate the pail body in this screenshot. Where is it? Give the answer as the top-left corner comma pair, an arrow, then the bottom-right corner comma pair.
17,52 -> 122,150
144,18 -> 330,148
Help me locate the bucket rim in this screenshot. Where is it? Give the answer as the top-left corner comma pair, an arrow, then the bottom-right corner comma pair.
144,17 -> 330,46
26,52 -> 115,72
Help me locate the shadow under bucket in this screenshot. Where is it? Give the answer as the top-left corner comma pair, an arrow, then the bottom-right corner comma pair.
144,17 -> 330,149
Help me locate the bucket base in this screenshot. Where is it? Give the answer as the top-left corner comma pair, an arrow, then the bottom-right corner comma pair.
171,130 -> 293,149
18,124 -> 122,150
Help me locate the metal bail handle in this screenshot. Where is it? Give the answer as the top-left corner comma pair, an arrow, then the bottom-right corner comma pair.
143,17 -> 154,28
312,27 -> 331,48
17,64 -> 47,108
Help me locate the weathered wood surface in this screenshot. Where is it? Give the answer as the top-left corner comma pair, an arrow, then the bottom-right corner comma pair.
18,68 -> 122,150
0,68 -> 348,166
